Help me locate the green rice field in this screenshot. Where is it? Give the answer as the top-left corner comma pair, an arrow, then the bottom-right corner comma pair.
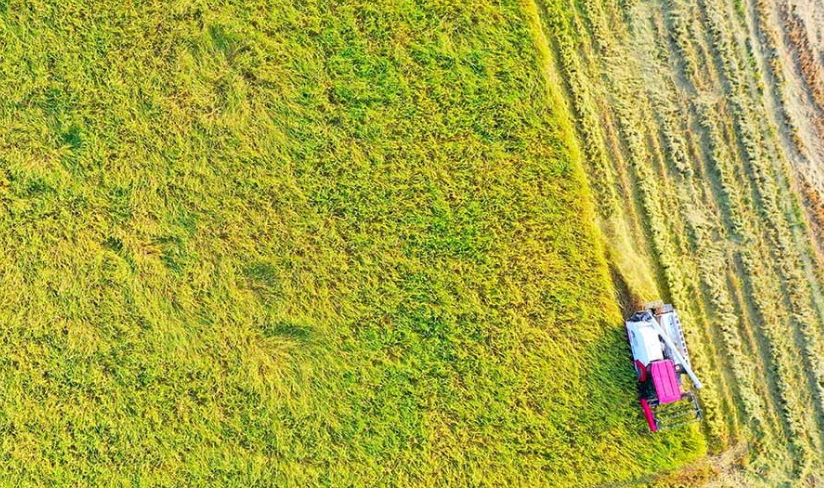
2,0 -> 824,486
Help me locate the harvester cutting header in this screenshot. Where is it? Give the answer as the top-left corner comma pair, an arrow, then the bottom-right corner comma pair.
626,302 -> 703,432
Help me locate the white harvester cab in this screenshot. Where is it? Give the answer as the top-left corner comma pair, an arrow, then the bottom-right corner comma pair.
629,326 -> 664,366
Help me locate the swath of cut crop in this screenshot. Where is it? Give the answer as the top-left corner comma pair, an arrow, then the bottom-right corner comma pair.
701,0 -> 824,469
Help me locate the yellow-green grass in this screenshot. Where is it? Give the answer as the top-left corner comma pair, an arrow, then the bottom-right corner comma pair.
0,0 -> 706,486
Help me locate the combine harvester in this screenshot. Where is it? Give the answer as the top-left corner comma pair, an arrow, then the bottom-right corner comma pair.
626,302 -> 703,432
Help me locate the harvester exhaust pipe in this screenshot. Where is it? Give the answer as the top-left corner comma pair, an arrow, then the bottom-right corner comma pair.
650,321 -> 703,390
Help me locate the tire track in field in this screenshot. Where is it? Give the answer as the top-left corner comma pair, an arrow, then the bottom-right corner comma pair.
568,1 -> 670,304
531,0 -> 663,307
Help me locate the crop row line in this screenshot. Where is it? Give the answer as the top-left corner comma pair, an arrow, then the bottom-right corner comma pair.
749,0 -> 810,156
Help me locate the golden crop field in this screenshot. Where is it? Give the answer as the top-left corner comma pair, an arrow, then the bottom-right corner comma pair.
1,0 -> 824,486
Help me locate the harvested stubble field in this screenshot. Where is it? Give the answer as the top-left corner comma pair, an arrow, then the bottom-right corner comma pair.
539,0 -> 824,484
2,0 -> 824,486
